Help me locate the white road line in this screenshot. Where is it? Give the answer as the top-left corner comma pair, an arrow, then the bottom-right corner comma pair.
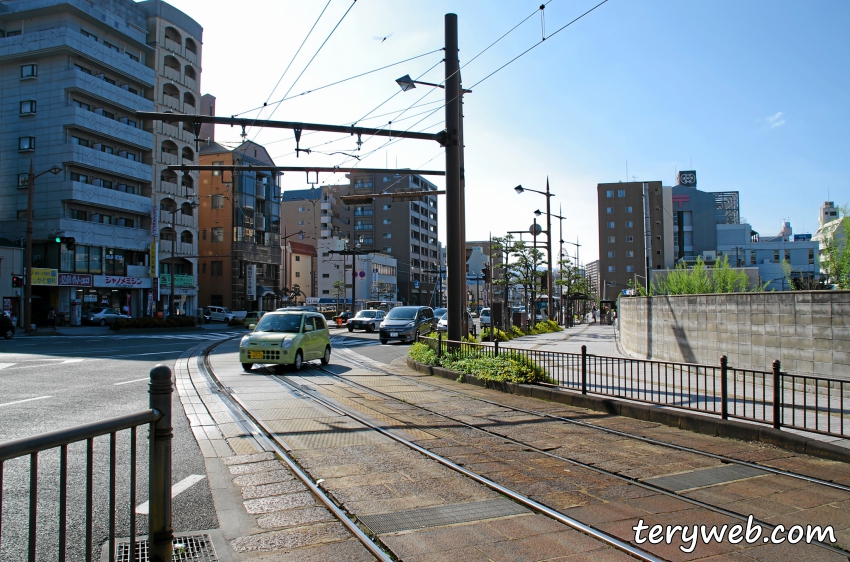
0,396 -> 51,407
0,363 -> 15,370
62,359 -> 85,364
135,475 -> 206,514
114,378 -> 150,386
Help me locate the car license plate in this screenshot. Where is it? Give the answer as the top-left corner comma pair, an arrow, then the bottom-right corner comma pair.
249,351 -> 264,359
390,332 -> 398,337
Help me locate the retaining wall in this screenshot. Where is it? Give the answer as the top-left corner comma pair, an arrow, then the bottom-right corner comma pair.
618,291 -> 850,377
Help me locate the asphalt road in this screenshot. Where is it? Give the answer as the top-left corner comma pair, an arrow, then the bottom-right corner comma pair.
0,331 -> 227,561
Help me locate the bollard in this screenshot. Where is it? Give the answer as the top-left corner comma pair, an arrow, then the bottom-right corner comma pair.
149,365 -> 173,562
494,340 -> 499,357
581,345 -> 587,394
772,360 -> 782,430
720,355 -> 729,420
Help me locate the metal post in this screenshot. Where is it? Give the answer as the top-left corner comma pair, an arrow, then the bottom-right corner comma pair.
170,209 -> 176,318
445,13 -> 463,344
494,339 -> 499,357
24,160 -> 35,333
581,345 -> 587,394
437,330 -> 442,358
772,359 -> 782,429
545,179 -> 554,321
351,250 -> 357,317
720,355 -> 728,420
148,364 -> 173,561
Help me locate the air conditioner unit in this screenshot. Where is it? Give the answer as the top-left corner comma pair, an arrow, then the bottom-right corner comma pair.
703,251 -> 716,260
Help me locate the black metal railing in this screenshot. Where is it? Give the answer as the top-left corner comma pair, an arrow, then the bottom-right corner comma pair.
417,336 -> 849,438
0,365 -> 174,561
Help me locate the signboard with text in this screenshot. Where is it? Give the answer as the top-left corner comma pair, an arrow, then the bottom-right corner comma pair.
32,268 -> 58,286
246,265 -> 256,300
149,242 -> 158,277
58,273 -> 92,287
93,275 -> 152,289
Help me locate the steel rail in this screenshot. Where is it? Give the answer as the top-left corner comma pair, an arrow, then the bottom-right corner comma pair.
196,340 -> 394,562
268,371 -> 663,562
332,340 -> 850,493
302,351 -> 848,556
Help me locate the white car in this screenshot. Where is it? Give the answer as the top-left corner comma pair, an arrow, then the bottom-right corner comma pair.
347,309 -> 385,332
436,312 -> 476,336
204,306 -> 234,323
480,308 -> 491,328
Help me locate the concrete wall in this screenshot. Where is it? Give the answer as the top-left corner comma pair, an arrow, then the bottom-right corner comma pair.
619,291 -> 850,378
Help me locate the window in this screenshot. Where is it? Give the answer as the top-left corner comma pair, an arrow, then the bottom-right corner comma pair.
322,273 -> 330,278
211,161 -> 224,175
809,249 -> 814,265
80,29 -> 97,41
20,100 -> 36,114
211,227 -> 224,242
75,64 -> 91,75
21,64 -> 37,78
210,261 -> 223,276
383,204 -> 391,210
382,246 -> 392,253
19,137 -> 36,150
751,251 -> 757,265
606,207 -> 614,214
6,30 -> 22,37
626,251 -> 634,258
383,218 -> 392,224
298,221 -> 305,226
606,190 -> 614,198
127,53 -> 140,63
211,194 -> 224,208
70,172 -> 89,183
607,251 -> 615,258
295,271 -> 300,278
626,236 -> 634,243
103,40 -> 120,53
201,263 -> 207,273
72,136 -> 90,147
626,265 -> 634,273
382,233 -> 391,238
202,229 -> 207,241
18,174 -> 29,187
625,221 -> 634,228
607,266 -> 616,272
607,236 -> 615,243
773,250 -> 779,262
294,256 -> 300,262
625,206 -> 633,213
617,189 -> 626,197
784,250 -> 790,262
74,100 -> 91,111
607,222 -> 615,228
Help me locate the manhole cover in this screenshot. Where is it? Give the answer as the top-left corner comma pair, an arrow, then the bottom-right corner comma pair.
115,534 -> 218,562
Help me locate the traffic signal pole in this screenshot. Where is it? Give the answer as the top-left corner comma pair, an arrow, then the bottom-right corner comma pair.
445,13 -> 464,344
24,161 -> 34,333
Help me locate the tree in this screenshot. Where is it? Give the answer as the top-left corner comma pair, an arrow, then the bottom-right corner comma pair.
370,281 -> 394,300
331,280 -> 346,311
556,255 -> 595,324
821,205 -> 850,289
507,240 -> 546,319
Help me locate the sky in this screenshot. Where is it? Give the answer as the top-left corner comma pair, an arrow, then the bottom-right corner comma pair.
156,0 -> 850,265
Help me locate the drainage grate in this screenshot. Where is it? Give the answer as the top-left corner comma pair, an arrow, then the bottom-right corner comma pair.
643,464 -> 767,492
115,534 -> 218,562
358,498 -> 529,535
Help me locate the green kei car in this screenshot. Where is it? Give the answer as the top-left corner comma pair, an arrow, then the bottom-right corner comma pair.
239,311 -> 331,371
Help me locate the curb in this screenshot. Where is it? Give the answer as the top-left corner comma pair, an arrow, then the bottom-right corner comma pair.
406,358 -> 850,464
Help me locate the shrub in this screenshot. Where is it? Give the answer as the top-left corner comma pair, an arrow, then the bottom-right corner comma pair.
462,334 -> 477,343
409,342 -> 439,365
530,319 -> 562,334
408,341 -> 549,384
481,327 -> 510,341
510,325 -> 525,338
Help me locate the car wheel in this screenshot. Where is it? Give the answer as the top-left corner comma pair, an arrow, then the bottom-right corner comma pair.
348,325 -> 354,332
380,338 -> 388,345
293,350 -> 303,371
321,346 -> 331,365
4,329 -> 13,340
99,319 -> 106,326
241,363 -> 253,371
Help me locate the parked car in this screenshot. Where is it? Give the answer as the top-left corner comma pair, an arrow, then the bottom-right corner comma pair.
204,306 -> 234,323
276,305 -> 319,312
239,311 -> 331,371
244,311 -> 266,330
379,306 -> 436,344
480,308 -> 491,329
85,307 -> 129,326
1,313 -> 15,339
468,308 -> 479,319
433,307 -> 447,319
347,309 -> 385,332
436,312 -> 475,336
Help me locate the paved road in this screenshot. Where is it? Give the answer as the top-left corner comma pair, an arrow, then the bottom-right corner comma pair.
0,332 -> 229,561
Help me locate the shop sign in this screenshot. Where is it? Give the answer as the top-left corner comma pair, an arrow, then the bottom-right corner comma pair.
32,268 -> 58,286
84,294 -> 98,302
173,288 -> 197,296
149,242 -> 158,277
93,275 -> 152,289
150,208 -> 158,236
58,273 -> 92,287
158,274 -> 194,287
246,265 -> 256,300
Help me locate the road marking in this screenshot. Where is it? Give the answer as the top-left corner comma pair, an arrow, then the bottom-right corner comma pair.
135,475 -> 206,514
0,363 -> 15,370
0,396 -> 51,407
114,378 -> 150,386
61,359 -> 85,364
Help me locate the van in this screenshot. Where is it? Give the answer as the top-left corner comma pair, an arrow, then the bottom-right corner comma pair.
204,306 -> 234,323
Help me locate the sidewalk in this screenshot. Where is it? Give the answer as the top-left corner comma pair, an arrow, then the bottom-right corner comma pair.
487,322 -> 627,357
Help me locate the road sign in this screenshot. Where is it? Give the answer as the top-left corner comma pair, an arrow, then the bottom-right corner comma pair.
414,280 -> 420,289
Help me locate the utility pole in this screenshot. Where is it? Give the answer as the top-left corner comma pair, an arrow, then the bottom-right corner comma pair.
445,13 -> 464,343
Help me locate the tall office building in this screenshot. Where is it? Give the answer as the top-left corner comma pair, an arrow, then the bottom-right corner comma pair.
0,0 -> 160,320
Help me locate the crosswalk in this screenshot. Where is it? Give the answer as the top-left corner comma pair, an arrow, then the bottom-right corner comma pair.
34,331 -> 238,342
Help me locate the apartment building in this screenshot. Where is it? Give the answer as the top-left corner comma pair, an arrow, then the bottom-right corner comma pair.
139,0 -> 203,315
197,140 -> 282,311
0,0 -> 160,320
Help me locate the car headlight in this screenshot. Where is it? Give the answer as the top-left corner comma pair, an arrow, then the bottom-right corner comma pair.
240,336 -> 250,347
280,339 -> 292,349
405,321 -> 416,329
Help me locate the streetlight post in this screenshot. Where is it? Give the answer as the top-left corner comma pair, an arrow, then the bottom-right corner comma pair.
515,179 -> 555,321
24,160 -> 63,333
281,229 -> 305,307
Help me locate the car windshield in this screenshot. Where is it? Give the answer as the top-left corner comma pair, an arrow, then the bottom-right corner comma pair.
434,308 -> 447,317
440,313 -> 447,321
355,311 -> 376,319
386,307 -> 418,320
255,314 -> 303,333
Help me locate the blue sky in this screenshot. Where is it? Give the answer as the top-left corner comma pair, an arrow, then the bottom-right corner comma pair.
160,0 -> 850,264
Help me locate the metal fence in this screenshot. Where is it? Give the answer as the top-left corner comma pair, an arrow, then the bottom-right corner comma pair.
419,334 -> 849,438
0,365 -> 174,561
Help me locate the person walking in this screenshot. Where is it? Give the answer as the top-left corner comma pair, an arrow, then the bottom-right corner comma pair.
591,303 -> 598,324
122,303 -> 131,318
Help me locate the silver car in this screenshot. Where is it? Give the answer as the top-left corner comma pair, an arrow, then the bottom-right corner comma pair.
436,312 -> 476,336
86,307 -> 129,326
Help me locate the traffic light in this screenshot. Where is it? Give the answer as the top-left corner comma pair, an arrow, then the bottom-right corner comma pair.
11,275 -> 23,288
54,233 -> 61,243
63,237 -> 76,251
482,266 -> 491,283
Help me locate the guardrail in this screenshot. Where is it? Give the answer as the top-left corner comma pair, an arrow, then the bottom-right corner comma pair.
421,335 -> 849,438
0,365 -> 174,561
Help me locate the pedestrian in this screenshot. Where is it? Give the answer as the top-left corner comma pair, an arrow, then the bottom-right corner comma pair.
591,303 -> 598,324
47,307 -> 56,331
123,303 -> 130,317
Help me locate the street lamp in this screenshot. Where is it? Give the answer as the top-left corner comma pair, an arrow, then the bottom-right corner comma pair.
515,179 -> 555,321
281,229 -> 305,306
24,160 -> 63,333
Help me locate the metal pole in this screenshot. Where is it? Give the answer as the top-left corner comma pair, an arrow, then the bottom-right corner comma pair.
445,13 -> 463,344
170,209 -> 175,317
546,179 -> 554,321
720,355 -> 729,420
581,345 -> 587,394
772,359 -> 782,429
149,364 -> 173,561
24,160 -> 35,333
531,218 -> 538,329
351,250 -> 357,317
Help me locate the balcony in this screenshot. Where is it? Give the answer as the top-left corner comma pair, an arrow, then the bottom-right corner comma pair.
183,76 -> 198,92
184,49 -> 198,65
162,94 -> 181,111
64,106 -> 152,149
354,224 -> 373,231
158,180 -> 179,196
163,66 -> 181,82
321,202 -> 332,210
320,215 -> 332,224
183,102 -> 196,114
159,151 -> 179,165
163,37 -> 182,56
159,241 -> 195,257
353,210 -> 374,217
65,180 -> 152,215
65,68 -> 154,112
66,144 -> 152,182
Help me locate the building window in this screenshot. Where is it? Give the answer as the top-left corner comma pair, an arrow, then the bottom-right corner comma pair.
606,190 -> 614,198
211,227 -> 224,242
21,64 -> 37,78
211,161 -> 224,176
625,206 -> 633,213
809,249 -> 814,265
17,173 -> 30,187
211,194 -> 224,208
210,261 -> 223,276
201,262 -> 206,273
607,236 -> 615,243
626,236 -> 634,243
617,189 -> 626,197
322,273 -> 330,278
72,136 -> 90,147
382,233 -> 391,238
20,100 -> 36,114
382,246 -> 392,253
626,265 -> 634,272
295,271 -> 300,278
294,256 -> 300,262
606,207 -> 614,214
383,204 -> 391,210
607,266 -> 616,272
625,221 -> 634,228
607,251 -> 615,258
19,137 -> 36,151
80,29 -> 97,41
773,250 -> 779,262
322,289 -> 330,294
607,222 -> 615,228
6,30 -> 22,37
626,251 -> 634,258
751,251 -> 757,265
383,218 -> 392,224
